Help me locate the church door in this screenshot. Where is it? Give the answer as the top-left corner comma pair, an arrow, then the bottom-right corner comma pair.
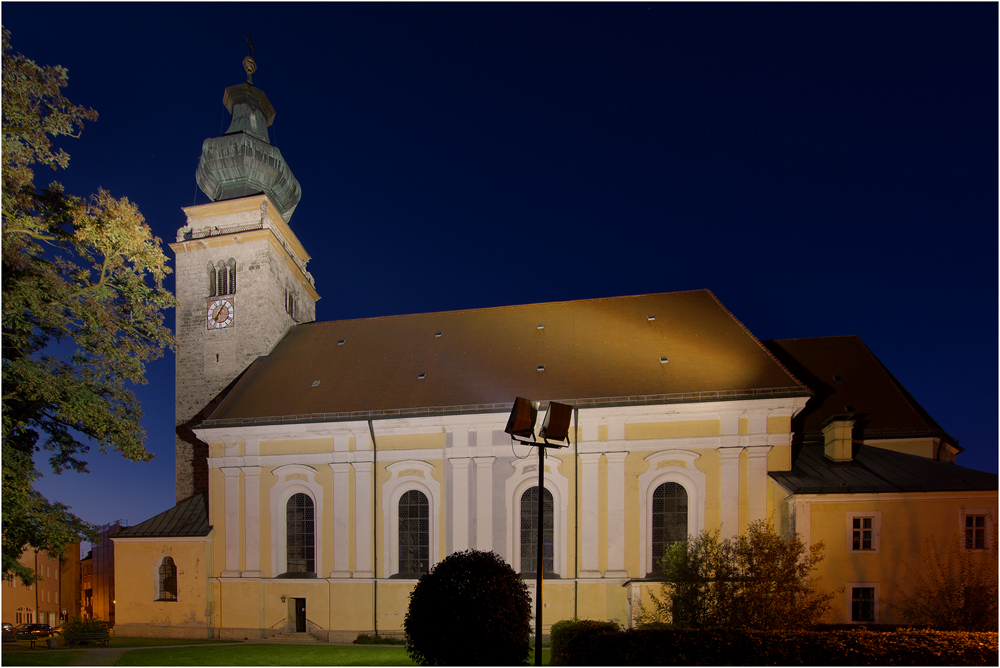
294,598 -> 306,633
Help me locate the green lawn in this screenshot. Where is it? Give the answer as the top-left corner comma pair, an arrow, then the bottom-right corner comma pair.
1,648 -> 84,666
104,638 -> 240,648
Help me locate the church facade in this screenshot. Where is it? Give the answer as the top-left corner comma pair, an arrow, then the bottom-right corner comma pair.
113,56 -> 996,641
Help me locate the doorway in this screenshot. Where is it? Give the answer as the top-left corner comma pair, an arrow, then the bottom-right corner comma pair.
293,598 -> 306,633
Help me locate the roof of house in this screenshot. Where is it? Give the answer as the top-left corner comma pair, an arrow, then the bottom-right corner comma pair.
114,493 -> 210,539
762,335 -> 957,446
201,290 -> 809,428
769,444 -> 997,495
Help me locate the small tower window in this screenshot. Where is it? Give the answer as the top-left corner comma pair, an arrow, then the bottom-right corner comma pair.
285,289 -> 296,318
207,263 -> 218,297
226,258 -> 236,294
216,261 -> 228,296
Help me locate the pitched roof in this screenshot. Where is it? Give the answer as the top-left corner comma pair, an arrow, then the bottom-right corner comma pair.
203,290 -> 808,427
762,335 -> 957,446
114,493 -> 210,539
770,445 -> 997,494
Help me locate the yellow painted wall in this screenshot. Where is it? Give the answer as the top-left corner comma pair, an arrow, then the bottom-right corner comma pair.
376,433 -> 446,450
259,438 -> 334,456
114,539 -> 211,631
625,420 -> 720,440
766,416 -> 791,434
805,492 -> 998,624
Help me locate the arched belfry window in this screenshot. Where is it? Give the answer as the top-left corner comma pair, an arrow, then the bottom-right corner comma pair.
157,557 -> 177,601
520,486 -> 554,576
651,482 -> 688,573
397,490 -> 429,577
207,263 -> 218,297
226,258 -> 236,294
286,493 -> 315,575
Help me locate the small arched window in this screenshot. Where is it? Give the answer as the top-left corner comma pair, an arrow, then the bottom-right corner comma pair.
157,557 -> 177,601
651,482 -> 688,573
207,263 -> 218,297
520,486 -> 554,576
226,258 -> 236,294
286,493 -> 315,575
397,490 -> 429,576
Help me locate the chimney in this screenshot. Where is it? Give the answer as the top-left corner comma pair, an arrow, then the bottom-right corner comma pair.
822,415 -> 856,462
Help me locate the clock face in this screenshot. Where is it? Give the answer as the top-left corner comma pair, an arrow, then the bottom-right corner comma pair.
207,298 -> 234,329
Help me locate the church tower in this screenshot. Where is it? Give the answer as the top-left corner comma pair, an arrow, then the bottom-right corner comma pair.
170,50 -> 319,503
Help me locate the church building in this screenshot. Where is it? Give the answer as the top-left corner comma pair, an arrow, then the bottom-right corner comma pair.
113,54 -> 997,641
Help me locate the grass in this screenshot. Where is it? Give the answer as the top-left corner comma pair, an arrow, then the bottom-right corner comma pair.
0,648 -> 84,666
104,638 -> 240,648
116,644 -> 417,666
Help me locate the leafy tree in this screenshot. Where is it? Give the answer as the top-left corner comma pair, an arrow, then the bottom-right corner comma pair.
890,532 -> 998,631
639,520 -> 837,630
404,549 -> 532,665
2,27 -> 174,584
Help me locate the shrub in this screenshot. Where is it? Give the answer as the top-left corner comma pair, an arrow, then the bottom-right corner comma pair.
63,615 -> 105,634
354,633 -> 405,645
550,619 -> 620,665
404,549 -> 532,665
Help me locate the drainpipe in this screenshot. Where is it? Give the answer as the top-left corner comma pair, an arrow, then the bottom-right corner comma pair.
573,407 -> 579,621
368,419 -> 378,637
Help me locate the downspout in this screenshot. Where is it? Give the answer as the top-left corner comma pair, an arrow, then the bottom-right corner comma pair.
573,407 -> 579,621
368,419 -> 378,637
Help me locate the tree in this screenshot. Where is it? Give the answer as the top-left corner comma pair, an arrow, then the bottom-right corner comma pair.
1,27 -> 174,584
890,533 -> 998,631
404,550 -> 532,665
639,520 -> 837,630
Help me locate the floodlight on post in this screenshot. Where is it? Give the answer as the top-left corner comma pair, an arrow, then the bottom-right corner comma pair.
504,397 -> 573,666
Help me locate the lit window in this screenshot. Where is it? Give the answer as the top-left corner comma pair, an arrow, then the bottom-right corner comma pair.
397,490 -> 429,577
157,557 -> 177,601
852,587 -> 875,622
651,482 -> 688,573
286,493 -> 315,574
847,512 -> 881,553
520,486 -> 553,576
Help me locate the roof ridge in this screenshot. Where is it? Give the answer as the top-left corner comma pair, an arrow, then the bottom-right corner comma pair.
301,289 -> 715,325
705,289 -> 811,393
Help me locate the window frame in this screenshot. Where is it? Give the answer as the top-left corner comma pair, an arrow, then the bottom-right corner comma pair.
846,511 -> 881,554
637,450 -> 706,577
269,464 -> 324,578
518,485 -> 555,576
961,509 -> 994,552
156,556 -> 178,602
650,481 -> 690,574
285,493 -> 316,575
396,489 -> 430,577
847,583 -> 879,623
506,454 -> 568,579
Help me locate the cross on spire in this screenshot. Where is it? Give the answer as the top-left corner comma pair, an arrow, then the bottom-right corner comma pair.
242,34 -> 257,85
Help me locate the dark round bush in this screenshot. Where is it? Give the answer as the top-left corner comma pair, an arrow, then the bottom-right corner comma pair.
404,549 -> 532,666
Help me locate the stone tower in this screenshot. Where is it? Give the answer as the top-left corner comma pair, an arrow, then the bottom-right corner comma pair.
170,52 -> 319,503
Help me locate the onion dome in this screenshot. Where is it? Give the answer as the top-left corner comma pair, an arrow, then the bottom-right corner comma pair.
195,52 -> 301,222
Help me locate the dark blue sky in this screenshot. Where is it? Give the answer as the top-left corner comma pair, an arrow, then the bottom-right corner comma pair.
5,3 -> 997,531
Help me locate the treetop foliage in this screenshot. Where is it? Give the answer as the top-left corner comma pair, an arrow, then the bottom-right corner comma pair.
2,26 -> 175,584
641,520 -> 837,630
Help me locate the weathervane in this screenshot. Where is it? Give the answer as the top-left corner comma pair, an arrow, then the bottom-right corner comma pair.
243,34 -> 257,85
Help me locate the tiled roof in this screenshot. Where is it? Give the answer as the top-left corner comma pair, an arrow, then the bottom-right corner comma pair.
202,290 -> 809,427
763,336 -> 957,446
114,493 -> 210,538
770,445 -> 998,495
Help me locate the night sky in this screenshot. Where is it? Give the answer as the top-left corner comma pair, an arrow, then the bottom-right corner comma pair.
4,3 -> 996,535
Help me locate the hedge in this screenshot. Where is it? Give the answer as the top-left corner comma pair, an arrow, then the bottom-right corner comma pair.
549,623 -> 998,666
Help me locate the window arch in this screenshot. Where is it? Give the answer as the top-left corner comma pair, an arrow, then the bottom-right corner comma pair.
638,450 -> 706,577
286,493 -> 315,575
397,490 -> 429,577
651,482 -> 688,573
506,455 -> 568,578
269,464 -> 324,578
157,556 -> 178,601
207,263 -> 218,297
382,461 -> 441,578
226,258 -> 236,294
520,486 -> 554,576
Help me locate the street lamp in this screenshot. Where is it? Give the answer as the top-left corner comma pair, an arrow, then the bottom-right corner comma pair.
504,397 -> 573,666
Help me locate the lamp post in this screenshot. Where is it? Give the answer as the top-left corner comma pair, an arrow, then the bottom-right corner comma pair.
505,398 -> 573,666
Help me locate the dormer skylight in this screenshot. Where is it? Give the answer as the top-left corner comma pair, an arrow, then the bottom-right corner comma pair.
337,339 -> 346,346
537,364 -> 545,371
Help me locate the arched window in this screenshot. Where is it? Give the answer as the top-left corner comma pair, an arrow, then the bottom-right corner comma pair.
286,493 -> 315,575
651,482 -> 688,573
397,490 -> 429,576
520,486 -> 553,576
215,261 -> 228,296
157,557 -> 177,601
207,263 -> 218,297
226,258 -> 236,294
